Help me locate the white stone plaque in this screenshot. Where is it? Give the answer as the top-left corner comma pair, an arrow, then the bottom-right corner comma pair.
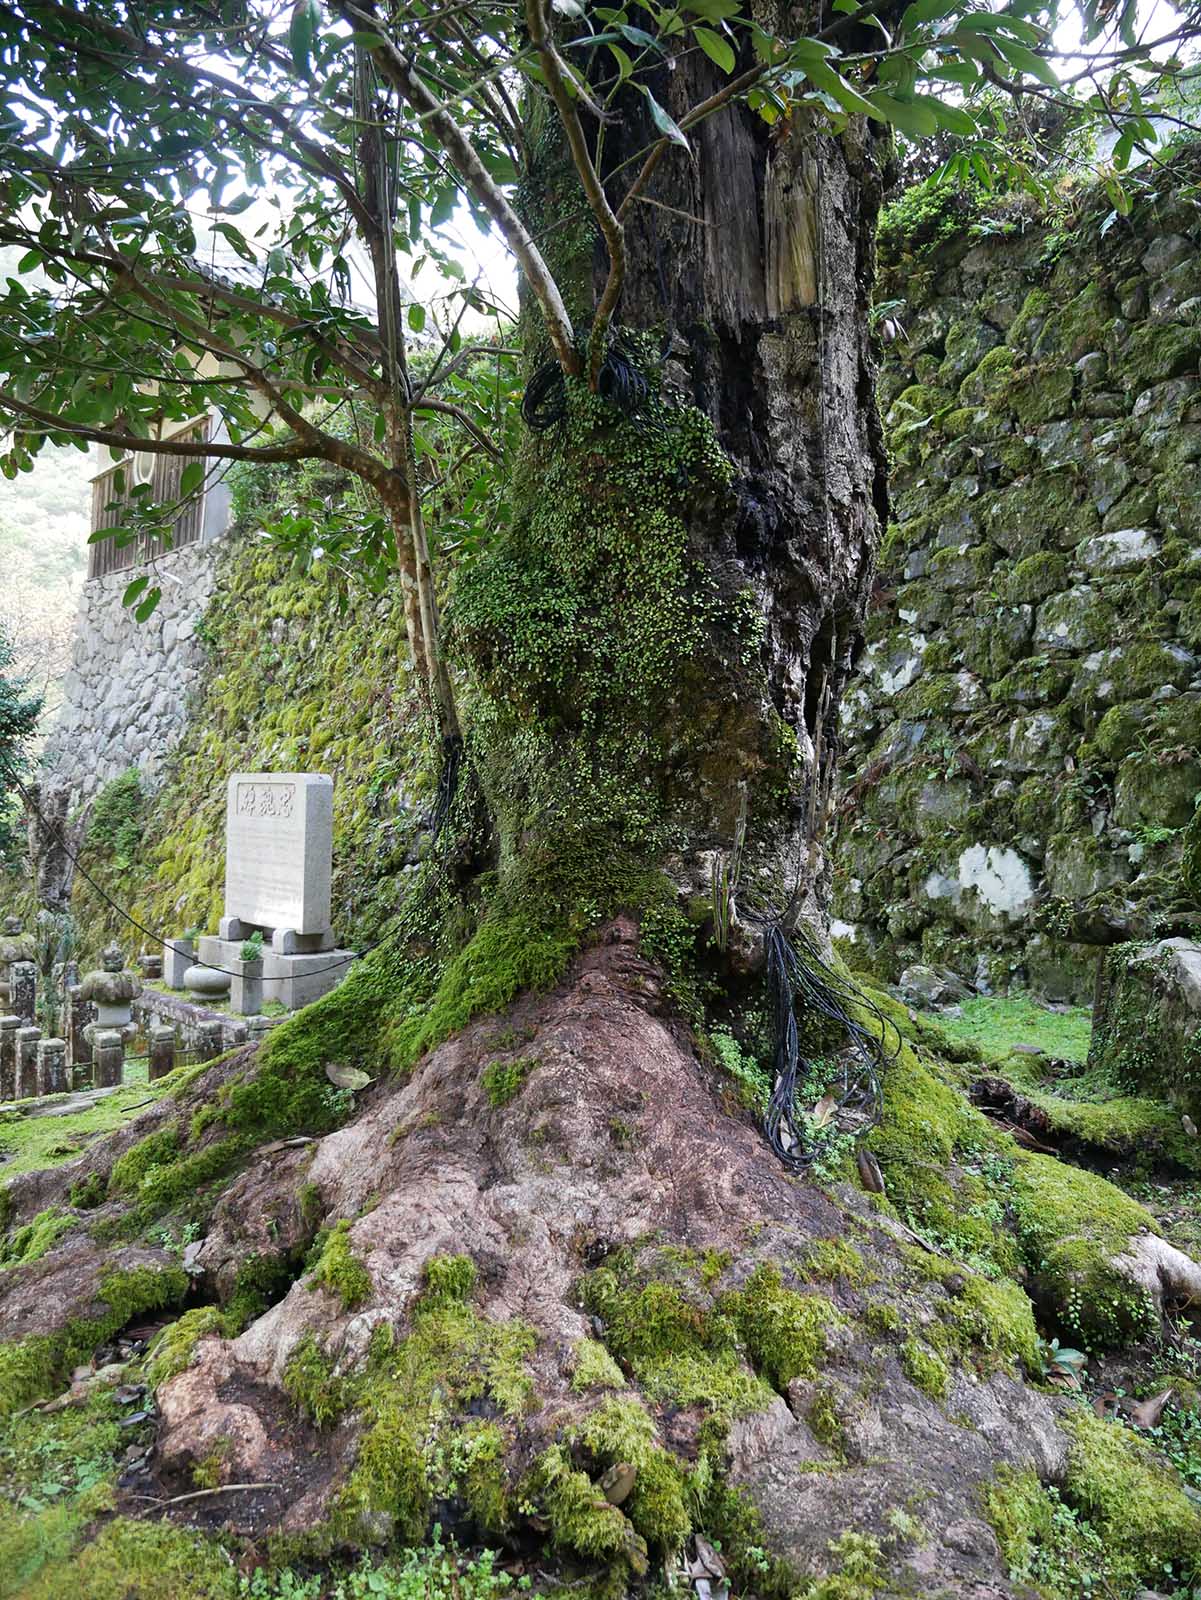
223,773 -> 333,937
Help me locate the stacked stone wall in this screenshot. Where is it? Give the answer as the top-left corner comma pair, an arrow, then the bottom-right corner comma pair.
42,542 -> 220,802
836,145 -> 1201,999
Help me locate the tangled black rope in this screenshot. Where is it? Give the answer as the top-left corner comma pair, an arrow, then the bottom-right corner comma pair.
758,919 -> 902,1171
521,333 -> 655,432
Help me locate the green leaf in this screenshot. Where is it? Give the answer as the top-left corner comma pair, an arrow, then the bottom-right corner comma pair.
869,91 -> 939,137
991,35 -> 1059,89
408,303 -> 426,333
134,586 -> 163,623
180,461 -> 205,496
680,0 -> 743,16
694,26 -> 736,72
805,60 -> 884,121
122,576 -> 149,606
289,0 -> 320,80
926,61 -> 979,88
643,91 -> 690,147
607,41 -> 635,78
957,11 -> 1044,43
901,0 -> 957,28
16,250 -> 41,273
922,96 -> 977,135
618,23 -> 663,52
788,36 -> 838,66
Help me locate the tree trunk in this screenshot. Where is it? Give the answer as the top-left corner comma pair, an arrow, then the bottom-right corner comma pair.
457,75 -> 889,947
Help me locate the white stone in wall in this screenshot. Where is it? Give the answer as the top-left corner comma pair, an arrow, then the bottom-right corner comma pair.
956,844 -> 1035,917
923,872 -> 958,902
1078,528 -> 1159,574
862,636 -> 928,697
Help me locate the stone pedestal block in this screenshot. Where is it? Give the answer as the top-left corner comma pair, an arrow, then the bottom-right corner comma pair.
36,1037 -> 68,1096
15,1025 -> 41,1098
0,1015 -> 19,1099
139,952 -> 164,981
148,1024 -> 176,1081
94,1029 -> 124,1089
198,935 -> 353,1011
68,986 -> 94,1076
230,958 -> 263,1017
194,1020 -> 224,1062
163,937 -> 195,990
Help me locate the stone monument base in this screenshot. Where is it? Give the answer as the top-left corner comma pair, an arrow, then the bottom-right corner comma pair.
218,916 -> 336,954
198,937 -> 355,1010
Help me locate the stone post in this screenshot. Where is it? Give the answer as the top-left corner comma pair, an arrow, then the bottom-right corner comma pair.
94,1029 -> 124,1089
148,1024 -> 176,1081
0,1015 -> 18,1099
194,1019 -> 223,1062
67,985 -> 94,1082
223,1019 -> 249,1049
163,937 -> 195,990
230,957 -> 263,1017
10,961 -> 35,1026
247,1014 -> 277,1043
36,1037 -> 68,1096
15,1025 -> 41,1098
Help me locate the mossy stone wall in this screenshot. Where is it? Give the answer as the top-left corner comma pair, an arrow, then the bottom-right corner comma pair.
71,517 -> 428,959
836,146 -> 1201,1000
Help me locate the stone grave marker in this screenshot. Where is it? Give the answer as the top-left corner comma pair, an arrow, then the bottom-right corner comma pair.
220,773 -> 334,953
196,771 -> 355,1010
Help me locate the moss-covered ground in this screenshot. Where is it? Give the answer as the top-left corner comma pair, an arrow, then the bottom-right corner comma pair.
935,996 -> 1092,1064
0,1074 -> 178,1182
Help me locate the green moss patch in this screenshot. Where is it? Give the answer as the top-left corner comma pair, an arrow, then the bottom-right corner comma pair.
307,1219 -> 372,1311
0,1264 -> 189,1416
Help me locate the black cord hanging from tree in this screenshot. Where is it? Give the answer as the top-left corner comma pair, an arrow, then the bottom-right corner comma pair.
752,917 -> 901,1171
521,330 -> 655,432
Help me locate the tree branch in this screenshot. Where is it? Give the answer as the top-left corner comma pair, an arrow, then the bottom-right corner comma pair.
0,394 -> 316,463
338,0 -> 581,378
413,397 -> 502,461
524,0 -> 624,388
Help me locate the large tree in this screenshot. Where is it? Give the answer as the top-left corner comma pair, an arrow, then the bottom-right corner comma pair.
3,2 -> 1201,1595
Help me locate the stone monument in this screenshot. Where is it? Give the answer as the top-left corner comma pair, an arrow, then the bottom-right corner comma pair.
80,944 -> 140,1044
196,772 -> 355,1010
0,916 -> 32,1006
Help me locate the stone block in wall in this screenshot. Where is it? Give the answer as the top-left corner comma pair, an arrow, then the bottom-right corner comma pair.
1034,586 -> 1113,654
1113,753 -> 1201,830
1091,938 -> 1201,1108
1045,834 -> 1133,903
1077,527 -> 1158,574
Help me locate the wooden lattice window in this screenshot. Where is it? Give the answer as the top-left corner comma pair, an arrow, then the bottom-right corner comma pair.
87,417 -> 211,579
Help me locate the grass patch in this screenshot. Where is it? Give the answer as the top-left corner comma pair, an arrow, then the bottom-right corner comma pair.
0,1077 -> 180,1183
936,996 -> 1092,1064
